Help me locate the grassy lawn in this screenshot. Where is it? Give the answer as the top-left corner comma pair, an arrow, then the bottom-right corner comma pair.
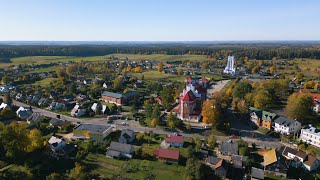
265,173 -> 287,180
83,153 -> 186,180
29,66 -> 56,73
257,127 -> 270,135
33,77 -> 58,86
110,53 -> 209,62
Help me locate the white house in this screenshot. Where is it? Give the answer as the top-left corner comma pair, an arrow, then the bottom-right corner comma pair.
0,102 -> 10,110
273,116 -> 301,135
49,102 -> 65,110
16,107 -> 33,119
161,134 -> 184,148
71,104 -> 86,117
106,141 -> 134,159
91,103 -> 107,114
48,136 -> 66,152
300,125 -> 320,148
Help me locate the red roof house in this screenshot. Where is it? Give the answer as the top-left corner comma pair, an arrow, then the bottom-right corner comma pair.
164,134 -> 184,147
154,148 -> 180,164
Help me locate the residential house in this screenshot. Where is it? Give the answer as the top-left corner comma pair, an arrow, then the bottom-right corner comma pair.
154,148 -> 180,164
48,136 -> 66,152
174,76 -> 207,122
49,102 -> 65,110
207,156 -> 222,167
100,90 -> 140,105
299,89 -> 320,113
15,93 -> 26,101
273,116 -> 301,135
161,134 -> 184,148
280,146 -> 319,171
0,102 -> 10,110
232,155 -> 247,169
26,112 -> 44,124
91,103 -> 108,114
300,125 -> 320,148
251,167 -> 264,180
214,159 -> 229,178
220,141 -> 238,156
49,118 -> 65,128
16,107 -> 33,119
249,107 -> 276,130
73,123 -> 113,141
119,129 -> 135,144
258,149 -> 287,178
38,98 -> 49,107
106,141 -> 134,159
71,104 -> 86,117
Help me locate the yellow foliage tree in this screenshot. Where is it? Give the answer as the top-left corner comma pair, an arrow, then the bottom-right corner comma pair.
133,66 -> 143,73
150,118 -> 158,127
27,129 -> 44,152
201,100 -> 220,124
225,87 -> 233,98
157,63 -> 163,72
270,65 -> 276,74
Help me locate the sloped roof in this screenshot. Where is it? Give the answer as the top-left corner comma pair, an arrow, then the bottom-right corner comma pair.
109,141 -> 133,154
181,90 -> 196,102
214,159 -> 229,170
221,141 -> 238,155
251,167 -> 264,179
304,155 -> 318,167
154,148 -> 179,160
259,149 -> 277,166
208,156 -> 221,165
165,134 -> 184,144
274,116 -> 297,127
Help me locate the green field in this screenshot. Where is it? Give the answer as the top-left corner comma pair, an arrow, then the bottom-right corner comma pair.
83,153 -> 185,180
33,77 -> 59,86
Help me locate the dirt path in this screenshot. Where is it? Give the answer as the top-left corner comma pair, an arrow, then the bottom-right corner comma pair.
207,80 -> 230,98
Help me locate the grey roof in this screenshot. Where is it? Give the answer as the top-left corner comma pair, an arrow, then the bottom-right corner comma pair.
102,91 -> 140,99
50,118 -> 65,127
120,129 -> 135,140
208,156 -> 221,165
27,112 -> 43,123
109,141 -> 133,154
232,155 -> 247,168
38,98 -> 48,104
74,124 -> 111,134
102,91 -> 123,98
221,141 -> 238,155
251,167 -> 264,179
274,116 -> 297,126
107,150 -> 121,158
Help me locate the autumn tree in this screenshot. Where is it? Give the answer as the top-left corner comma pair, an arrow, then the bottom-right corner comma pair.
177,67 -> 183,76
225,87 -> 233,98
270,65 -> 276,74
2,75 -> 10,85
201,99 -> 220,124
27,129 -> 44,152
296,72 -> 304,80
207,134 -> 216,150
185,156 -> 201,180
253,90 -> 272,110
69,163 -> 87,180
113,76 -> 123,92
232,81 -> 253,100
157,62 -> 163,72
286,93 -> 314,122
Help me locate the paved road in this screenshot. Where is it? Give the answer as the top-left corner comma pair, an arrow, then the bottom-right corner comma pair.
11,96 -> 285,149
207,80 -> 230,98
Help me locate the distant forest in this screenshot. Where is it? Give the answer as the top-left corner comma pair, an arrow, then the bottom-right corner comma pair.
1,43 -> 320,60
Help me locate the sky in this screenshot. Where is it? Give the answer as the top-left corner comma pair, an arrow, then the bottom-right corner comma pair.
0,0 -> 319,41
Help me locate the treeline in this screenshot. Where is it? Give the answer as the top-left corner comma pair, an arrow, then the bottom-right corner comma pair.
1,44 -> 320,60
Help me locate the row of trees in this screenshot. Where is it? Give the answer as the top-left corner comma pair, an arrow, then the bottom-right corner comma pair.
1,44 -> 320,59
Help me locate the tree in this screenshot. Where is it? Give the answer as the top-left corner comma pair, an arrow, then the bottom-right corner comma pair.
286,93 -> 314,122
167,112 -> 176,129
177,67 -> 183,76
269,65 -> 276,74
296,72 -> 304,80
46,173 -> 62,180
232,81 -> 253,100
201,99 -> 220,124
253,90 -> 272,110
185,157 -> 201,180
151,104 -> 161,122
150,118 -> 158,127
207,134 -> 216,150
225,87 -> 233,98
56,67 -> 67,79
252,66 -> 260,74
160,87 -> 175,110
69,163 -> 87,180
136,132 -> 144,141
27,129 -> 44,152
113,76 -> 123,92
194,135 -> 202,152
157,62 -> 163,72
118,61 -> 125,72
0,108 -> 15,119
2,75 -> 10,85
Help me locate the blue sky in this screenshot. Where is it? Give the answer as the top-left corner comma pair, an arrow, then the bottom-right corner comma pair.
0,0 -> 319,41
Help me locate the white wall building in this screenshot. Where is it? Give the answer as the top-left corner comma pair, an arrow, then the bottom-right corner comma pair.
223,56 -> 236,75
300,125 -> 320,148
273,116 -> 301,135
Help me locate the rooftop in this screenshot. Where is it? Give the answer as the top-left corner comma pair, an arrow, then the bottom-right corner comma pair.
165,134 -> 184,144
154,148 -> 180,160
302,125 -> 320,136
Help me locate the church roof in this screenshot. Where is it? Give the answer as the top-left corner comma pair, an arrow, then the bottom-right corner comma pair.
181,90 -> 196,102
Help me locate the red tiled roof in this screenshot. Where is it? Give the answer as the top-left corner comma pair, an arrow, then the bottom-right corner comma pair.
186,76 -> 192,81
298,89 -> 320,104
181,90 -> 196,102
201,77 -> 208,82
154,148 -> 180,160
304,155 -> 317,166
165,134 -> 184,144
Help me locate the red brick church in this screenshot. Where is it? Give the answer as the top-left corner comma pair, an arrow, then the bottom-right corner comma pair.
174,76 -> 208,122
